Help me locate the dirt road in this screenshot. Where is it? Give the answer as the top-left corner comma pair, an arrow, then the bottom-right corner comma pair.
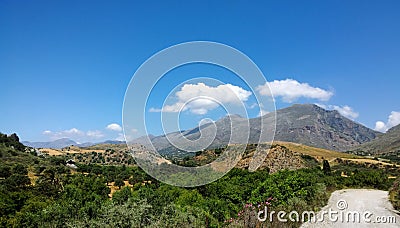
301,189 -> 399,228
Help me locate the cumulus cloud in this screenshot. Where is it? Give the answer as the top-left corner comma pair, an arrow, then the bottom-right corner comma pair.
257,79 -> 333,103
151,83 -> 252,115
86,130 -> 105,139
374,111 -> 400,132
316,104 -> 359,120
42,128 -> 107,141
115,133 -> 125,141
42,128 -> 84,139
374,121 -> 387,132
106,123 -> 122,132
332,105 -> 359,119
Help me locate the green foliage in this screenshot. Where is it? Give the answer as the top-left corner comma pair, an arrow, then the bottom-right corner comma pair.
347,169 -> 392,190
0,164 -> 11,178
0,133 -> 25,151
0,133 -> 397,227
114,178 -> 124,189
250,168 -> 327,207
12,163 -> 28,175
113,186 -> 133,205
5,174 -> 31,188
389,177 -> 400,210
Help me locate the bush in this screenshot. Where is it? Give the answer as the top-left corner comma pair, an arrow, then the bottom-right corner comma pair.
389,177 -> 400,210
114,178 -> 124,189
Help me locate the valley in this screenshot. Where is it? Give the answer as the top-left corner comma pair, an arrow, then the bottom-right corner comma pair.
2,104 -> 399,227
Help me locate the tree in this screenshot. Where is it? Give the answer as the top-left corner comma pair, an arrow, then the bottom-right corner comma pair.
91,165 -> 102,175
0,165 -> 11,178
9,133 -> 20,143
12,164 -> 28,175
114,178 -> 124,189
6,174 -> 31,188
113,186 -> 133,204
322,160 -> 331,175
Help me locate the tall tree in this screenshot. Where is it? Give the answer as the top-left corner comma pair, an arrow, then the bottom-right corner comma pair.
322,160 -> 331,175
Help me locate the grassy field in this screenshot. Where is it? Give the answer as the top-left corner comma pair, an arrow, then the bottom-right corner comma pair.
272,141 -> 359,161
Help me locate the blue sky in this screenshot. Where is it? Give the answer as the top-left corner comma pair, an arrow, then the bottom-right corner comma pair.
1,0 -> 400,142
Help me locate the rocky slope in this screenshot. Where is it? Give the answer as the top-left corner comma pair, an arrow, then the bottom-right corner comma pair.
351,124 -> 400,155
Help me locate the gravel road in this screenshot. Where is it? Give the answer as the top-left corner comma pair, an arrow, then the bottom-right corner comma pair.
301,189 -> 399,228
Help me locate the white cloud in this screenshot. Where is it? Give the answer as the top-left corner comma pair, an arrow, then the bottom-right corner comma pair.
248,103 -> 258,109
316,104 -> 359,120
151,83 -> 252,115
65,128 -> 83,135
86,130 -> 105,139
106,123 -> 122,132
42,128 -> 106,141
257,79 -> 333,103
149,107 -> 162,112
42,128 -> 84,140
334,105 -> 359,119
387,111 -> 400,128
121,128 -> 139,142
374,111 -> 400,132
115,133 -> 125,141
332,105 -> 359,119
374,121 -> 387,132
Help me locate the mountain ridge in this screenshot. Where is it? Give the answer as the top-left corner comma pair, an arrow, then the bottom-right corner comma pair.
22,138 -> 125,149
144,104 -> 380,153
351,124 -> 400,155
23,104 -> 382,152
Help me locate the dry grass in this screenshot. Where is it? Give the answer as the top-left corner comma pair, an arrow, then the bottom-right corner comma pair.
273,141 -> 359,162
62,146 -> 104,154
39,148 -> 64,156
108,180 -> 132,197
344,158 -> 400,167
39,147 -> 105,156
27,171 -> 38,185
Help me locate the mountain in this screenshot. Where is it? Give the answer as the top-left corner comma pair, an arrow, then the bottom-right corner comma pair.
22,138 -> 78,149
25,104 -> 380,151
351,124 -> 400,155
142,104 -> 379,153
22,139 -> 126,149
129,134 -> 156,148
266,104 -> 379,151
101,140 -> 125,145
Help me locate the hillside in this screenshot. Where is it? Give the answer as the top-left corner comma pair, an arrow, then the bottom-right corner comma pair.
22,138 -> 79,149
352,124 -> 400,155
176,141 -> 360,173
267,104 -> 379,150
38,144 -> 135,166
2,132 -> 400,227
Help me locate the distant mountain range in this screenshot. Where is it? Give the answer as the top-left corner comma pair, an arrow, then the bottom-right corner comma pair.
22,138 -> 125,149
147,104 -> 380,153
23,104 -> 398,154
